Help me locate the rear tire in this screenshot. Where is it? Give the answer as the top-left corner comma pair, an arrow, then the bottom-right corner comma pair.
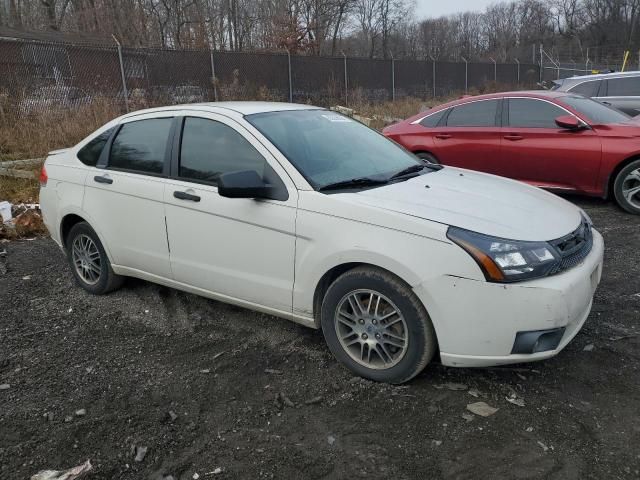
320,266 -> 437,384
66,222 -> 124,294
613,159 -> 640,214
415,152 -> 440,165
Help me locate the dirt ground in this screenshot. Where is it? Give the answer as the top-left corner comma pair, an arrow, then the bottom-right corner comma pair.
1,196 -> 639,480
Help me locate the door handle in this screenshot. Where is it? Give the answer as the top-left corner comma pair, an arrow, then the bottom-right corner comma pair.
173,190 -> 201,202
504,134 -> 523,141
94,175 -> 113,184
601,101 -> 612,106
435,134 -> 452,139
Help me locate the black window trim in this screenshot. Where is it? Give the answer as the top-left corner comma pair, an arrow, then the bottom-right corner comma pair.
97,116 -> 177,178
443,98 -> 501,128
170,114 -> 290,201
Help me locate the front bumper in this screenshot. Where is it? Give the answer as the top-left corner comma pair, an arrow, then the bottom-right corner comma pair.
414,229 -> 604,368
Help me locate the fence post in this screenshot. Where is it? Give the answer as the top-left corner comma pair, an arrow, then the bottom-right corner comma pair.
210,50 -> 218,102
539,44 -> 543,82
515,58 -> 520,84
286,48 -> 292,103
461,56 -> 468,93
429,55 -> 436,98
342,51 -> 348,106
390,52 -> 395,101
113,35 -> 129,113
489,57 -> 497,83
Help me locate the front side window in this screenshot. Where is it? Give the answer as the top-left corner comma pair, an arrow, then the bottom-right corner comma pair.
446,100 -> 498,127
508,98 -> 566,128
109,118 -> 172,174
569,80 -> 601,97
606,77 -> 640,96
247,110 -> 422,189
561,95 -> 630,124
77,127 -> 114,166
179,117 -> 266,184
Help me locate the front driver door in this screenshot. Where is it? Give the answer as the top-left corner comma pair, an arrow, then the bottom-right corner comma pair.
163,113 -> 298,313
500,97 -> 601,192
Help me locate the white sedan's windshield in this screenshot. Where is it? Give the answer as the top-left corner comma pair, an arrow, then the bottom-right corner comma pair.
247,110 -> 421,189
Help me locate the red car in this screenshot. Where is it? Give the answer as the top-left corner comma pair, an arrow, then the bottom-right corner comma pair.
383,91 -> 640,214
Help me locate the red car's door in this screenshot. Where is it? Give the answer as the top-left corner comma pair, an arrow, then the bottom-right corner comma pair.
500,97 -> 602,192
431,99 -> 505,175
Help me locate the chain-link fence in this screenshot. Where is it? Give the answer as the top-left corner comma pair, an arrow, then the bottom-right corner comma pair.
0,35 -> 539,122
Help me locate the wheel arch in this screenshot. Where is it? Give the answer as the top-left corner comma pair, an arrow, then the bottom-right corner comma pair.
312,261 -> 420,326
58,210 -> 115,263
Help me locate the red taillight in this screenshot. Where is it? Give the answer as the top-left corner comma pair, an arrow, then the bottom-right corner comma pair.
39,165 -> 48,187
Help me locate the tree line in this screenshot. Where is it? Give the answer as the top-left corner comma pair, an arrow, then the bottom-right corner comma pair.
0,0 -> 638,64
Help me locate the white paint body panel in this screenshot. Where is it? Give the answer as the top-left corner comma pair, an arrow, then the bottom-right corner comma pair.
39,102 -> 604,369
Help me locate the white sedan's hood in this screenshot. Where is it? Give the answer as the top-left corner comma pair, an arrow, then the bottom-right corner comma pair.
345,168 -> 582,241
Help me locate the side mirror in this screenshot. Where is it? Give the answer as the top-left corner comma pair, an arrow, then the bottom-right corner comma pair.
218,170 -> 272,199
555,115 -> 585,130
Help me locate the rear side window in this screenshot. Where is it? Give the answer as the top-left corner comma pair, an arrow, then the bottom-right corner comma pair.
606,77 -> 640,96
446,100 -> 498,127
508,98 -> 566,128
109,118 -> 172,174
419,108 -> 447,127
179,117 -> 266,184
569,80 -> 601,97
77,128 -> 114,166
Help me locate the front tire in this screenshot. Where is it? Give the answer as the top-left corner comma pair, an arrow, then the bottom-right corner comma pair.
321,267 -> 437,384
613,160 -> 640,214
66,222 -> 124,294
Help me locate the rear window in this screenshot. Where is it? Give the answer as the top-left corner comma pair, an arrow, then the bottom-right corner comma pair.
419,108 -> 448,127
568,80 -> 601,97
109,118 -> 173,174
446,100 -> 498,127
77,128 -> 114,166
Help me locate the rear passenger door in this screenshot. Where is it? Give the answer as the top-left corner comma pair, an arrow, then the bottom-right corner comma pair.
83,114 -> 175,278
163,113 -> 298,313
431,99 -> 504,175
597,76 -> 640,116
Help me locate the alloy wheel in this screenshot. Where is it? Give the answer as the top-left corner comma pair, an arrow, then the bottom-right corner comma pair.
71,234 -> 101,285
334,289 -> 409,369
622,168 -> 640,209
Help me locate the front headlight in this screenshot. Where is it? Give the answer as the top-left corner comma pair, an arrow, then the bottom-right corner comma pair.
447,227 -> 561,282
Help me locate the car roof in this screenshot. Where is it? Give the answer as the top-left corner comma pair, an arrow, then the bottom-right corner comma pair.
433,90 -> 568,109
559,70 -> 640,82
122,101 -> 323,120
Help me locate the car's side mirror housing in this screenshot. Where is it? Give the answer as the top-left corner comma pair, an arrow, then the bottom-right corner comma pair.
218,170 -> 273,199
555,115 -> 585,130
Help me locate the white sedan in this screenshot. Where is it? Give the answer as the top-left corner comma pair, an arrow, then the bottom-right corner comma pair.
39,102 -> 604,383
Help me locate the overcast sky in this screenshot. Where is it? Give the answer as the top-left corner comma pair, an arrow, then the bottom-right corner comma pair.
414,0 -> 496,19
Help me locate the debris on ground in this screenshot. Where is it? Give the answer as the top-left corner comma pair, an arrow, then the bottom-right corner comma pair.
505,395 -> 526,407
462,413 -> 475,422
327,435 -> 336,446
434,382 -> 467,391
205,468 -> 223,475
30,460 -> 92,480
466,402 -> 499,417
277,392 -> 295,408
264,368 -> 282,375
168,410 -> 178,422
432,440 -> 443,447
537,441 -> 550,452
74,408 -> 86,417
583,344 -> 595,351
0,201 -> 12,224
467,388 -> 481,397
0,383 -> 10,390
134,445 -> 148,462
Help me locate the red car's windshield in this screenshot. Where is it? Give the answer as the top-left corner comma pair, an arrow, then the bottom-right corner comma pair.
561,95 -> 630,124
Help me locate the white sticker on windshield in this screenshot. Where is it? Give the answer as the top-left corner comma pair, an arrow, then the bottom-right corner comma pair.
321,114 -> 352,123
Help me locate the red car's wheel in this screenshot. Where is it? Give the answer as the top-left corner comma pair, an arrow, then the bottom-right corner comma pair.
614,159 -> 640,215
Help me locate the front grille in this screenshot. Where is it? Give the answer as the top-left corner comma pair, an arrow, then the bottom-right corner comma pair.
547,220 -> 593,275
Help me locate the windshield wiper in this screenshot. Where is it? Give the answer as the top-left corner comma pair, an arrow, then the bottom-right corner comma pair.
318,177 -> 389,192
389,162 -> 442,181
